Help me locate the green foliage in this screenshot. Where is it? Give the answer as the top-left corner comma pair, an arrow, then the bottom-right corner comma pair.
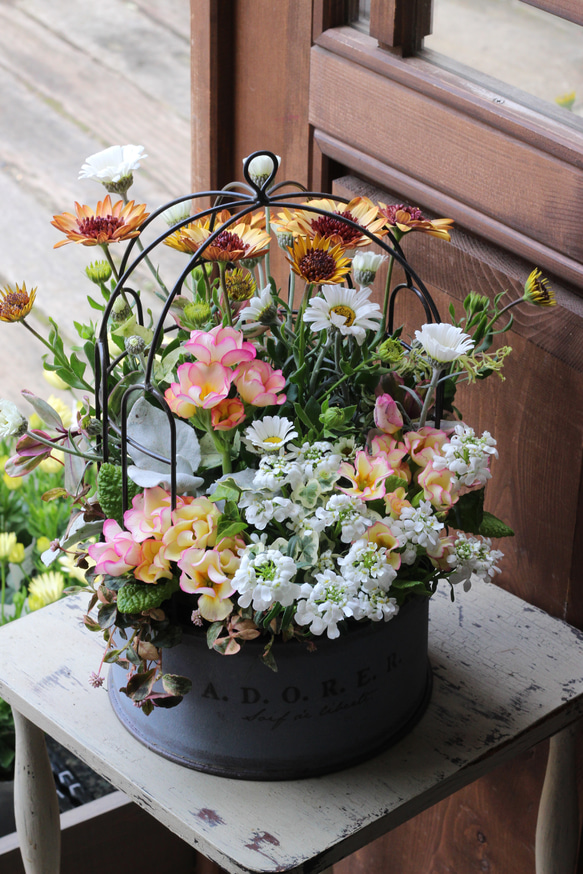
116,577 -> 180,614
97,463 -> 140,526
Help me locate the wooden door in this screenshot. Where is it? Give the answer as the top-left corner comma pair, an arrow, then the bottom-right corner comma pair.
191,2 -> 583,870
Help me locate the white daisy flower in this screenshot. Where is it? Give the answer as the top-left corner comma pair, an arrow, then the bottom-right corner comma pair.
161,202 -> 192,227
244,153 -> 281,186
303,285 -> 383,345
79,144 -> 147,185
237,286 -> 279,331
244,416 -> 298,453
415,323 -> 474,364
352,251 -> 388,286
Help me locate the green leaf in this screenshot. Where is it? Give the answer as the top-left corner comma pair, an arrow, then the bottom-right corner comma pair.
97,463 -> 141,526
216,519 -> 247,541
446,488 -> 485,535
116,577 -> 179,614
97,602 -> 118,629
208,478 -> 242,503
162,674 -> 192,697
479,511 -> 514,538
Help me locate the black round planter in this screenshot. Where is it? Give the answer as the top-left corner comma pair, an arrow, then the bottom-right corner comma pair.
108,595 -> 432,780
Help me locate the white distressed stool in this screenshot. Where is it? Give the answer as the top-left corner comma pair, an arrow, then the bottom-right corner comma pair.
0,585 -> 581,874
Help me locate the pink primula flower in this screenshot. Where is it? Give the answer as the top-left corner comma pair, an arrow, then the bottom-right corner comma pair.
233,360 -> 286,407
374,393 -> 403,435
403,427 -> 448,469
165,361 -> 233,416
183,325 -> 256,367
124,486 -> 175,542
337,450 -> 394,501
211,397 -> 246,431
133,538 -> 173,584
177,547 -> 236,621
162,497 -> 221,562
369,434 -> 411,483
417,463 -> 457,511
87,519 -> 142,576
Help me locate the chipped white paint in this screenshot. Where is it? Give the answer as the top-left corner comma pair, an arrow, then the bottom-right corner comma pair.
13,710 -> 60,873
0,585 -> 582,874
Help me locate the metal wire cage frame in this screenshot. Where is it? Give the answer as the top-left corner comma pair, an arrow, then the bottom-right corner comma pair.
94,149 -> 444,512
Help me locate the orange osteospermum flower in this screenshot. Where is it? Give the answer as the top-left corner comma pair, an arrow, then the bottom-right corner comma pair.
51,195 -> 149,248
287,234 -> 351,284
378,203 -> 453,241
163,209 -> 233,254
0,283 -> 36,322
174,220 -> 271,262
295,196 -> 387,249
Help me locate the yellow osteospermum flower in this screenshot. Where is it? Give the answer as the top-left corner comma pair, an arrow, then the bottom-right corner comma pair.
9,542 -> 25,563
40,449 -> 64,474
46,395 -> 73,428
0,532 -> 17,560
523,269 -> 555,308
3,471 -> 23,490
0,283 -> 37,323
44,370 -> 70,391
36,536 -> 53,554
27,571 -> 65,611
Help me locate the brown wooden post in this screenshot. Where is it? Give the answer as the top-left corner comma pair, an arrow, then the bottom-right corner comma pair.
370,0 -> 432,56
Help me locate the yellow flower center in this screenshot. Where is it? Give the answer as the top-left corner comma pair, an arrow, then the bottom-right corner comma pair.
264,436 -> 283,444
330,304 -> 356,327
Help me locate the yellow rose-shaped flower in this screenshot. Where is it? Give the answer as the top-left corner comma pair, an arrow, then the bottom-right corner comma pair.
162,497 -> 221,562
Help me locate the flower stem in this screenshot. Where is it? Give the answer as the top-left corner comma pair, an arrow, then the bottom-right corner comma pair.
418,366 -> 441,428
21,320 -> 94,392
375,255 -> 395,344
218,262 -> 233,326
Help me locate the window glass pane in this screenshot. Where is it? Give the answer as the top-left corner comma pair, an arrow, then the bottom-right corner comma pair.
350,0 -> 370,33
425,0 -> 583,123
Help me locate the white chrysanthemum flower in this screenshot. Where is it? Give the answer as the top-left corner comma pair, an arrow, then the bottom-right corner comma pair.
79,144 -> 147,184
295,572 -> 357,638
232,548 -> 299,611
415,323 -> 474,363
352,251 -> 388,287
244,416 -> 298,453
446,533 -> 504,591
338,540 -> 398,591
349,586 -> 399,623
432,425 -> 498,488
253,454 -> 303,491
392,501 -> 444,550
313,494 -> 376,542
237,286 -> 278,331
0,399 -> 26,439
244,153 -> 280,186
287,441 -> 341,479
161,202 -> 192,227
303,285 -> 383,345
239,493 -> 290,530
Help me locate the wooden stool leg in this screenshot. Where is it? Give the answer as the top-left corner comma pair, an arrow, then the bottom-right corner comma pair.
13,710 -> 60,874
535,725 -> 579,874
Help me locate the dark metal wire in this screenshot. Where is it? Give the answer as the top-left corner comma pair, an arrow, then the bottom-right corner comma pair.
95,150 -> 445,513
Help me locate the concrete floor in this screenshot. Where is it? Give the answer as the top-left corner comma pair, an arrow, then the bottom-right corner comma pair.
0,0 -> 191,408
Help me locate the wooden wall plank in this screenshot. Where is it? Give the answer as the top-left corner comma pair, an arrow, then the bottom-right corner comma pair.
310,45 -> 583,270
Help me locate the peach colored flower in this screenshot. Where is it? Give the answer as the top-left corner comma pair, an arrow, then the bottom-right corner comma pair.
165,361 -> 233,416
427,534 -> 456,571
51,195 -> 149,248
403,427 -> 448,469
384,486 -> 412,518
417,464 -> 457,510
124,486 -> 175,542
88,519 -> 142,576
183,325 -> 256,367
337,451 -> 394,501
233,360 -> 286,407
211,398 -> 246,431
133,538 -> 173,584
162,498 -> 221,562
366,521 -> 402,567
369,434 -> 411,482
177,548 -> 236,621
374,394 -> 403,435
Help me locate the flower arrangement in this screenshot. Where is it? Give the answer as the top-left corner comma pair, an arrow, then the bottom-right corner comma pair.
2,148 -> 555,714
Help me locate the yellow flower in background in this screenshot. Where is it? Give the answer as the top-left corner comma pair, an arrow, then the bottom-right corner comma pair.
0,532 -> 17,560
555,91 -> 576,110
46,395 -> 73,428
0,283 -> 37,323
43,370 -> 70,391
36,536 -> 52,554
28,413 -> 43,430
3,471 -> 23,490
40,449 -> 64,474
28,571 -> 65,611
9,542 -> 25,564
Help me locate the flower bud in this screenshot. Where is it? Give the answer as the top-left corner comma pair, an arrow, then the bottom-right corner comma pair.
352,251 -> 388,287
111,296 -> 132,322
378,338 -> 405,365
85,260 -> 113,285
125,335 -> 146,356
